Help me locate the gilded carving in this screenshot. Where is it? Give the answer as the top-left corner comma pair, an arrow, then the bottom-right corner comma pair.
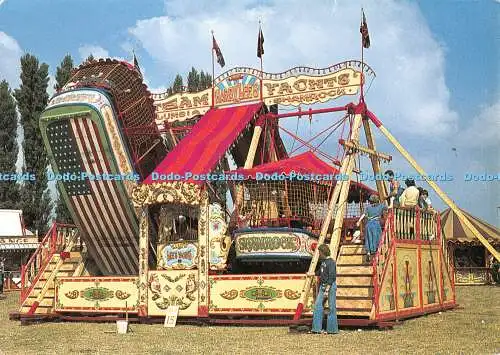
208,203 -> 231,270
148,271 -> 198,313
132,182 -> 202,207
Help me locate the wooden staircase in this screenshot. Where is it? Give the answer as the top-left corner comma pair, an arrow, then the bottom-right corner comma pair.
335,244 -> 374,317
20,252 -> 84,315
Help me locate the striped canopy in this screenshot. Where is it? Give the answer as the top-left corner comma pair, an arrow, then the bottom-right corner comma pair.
143,103 -> 262,185
441,208 -> 500,245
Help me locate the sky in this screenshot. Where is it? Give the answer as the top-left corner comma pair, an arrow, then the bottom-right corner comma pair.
0,0 -> 498,226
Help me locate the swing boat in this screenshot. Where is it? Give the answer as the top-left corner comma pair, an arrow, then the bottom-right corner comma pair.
15,46 -> 499,327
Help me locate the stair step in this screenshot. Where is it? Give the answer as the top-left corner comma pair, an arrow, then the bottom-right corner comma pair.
27,289 -> 55,298
337,296 -> 372,301
337,286 -> 373,298
337,308 -> 371,316
337,275 -> 372,286
337,265 -> 372,274
20,306 -> 53,314
337,254 -> 366,264
340,245 -> 365,254
337,298 -> 372,309
22,298 -> 54,307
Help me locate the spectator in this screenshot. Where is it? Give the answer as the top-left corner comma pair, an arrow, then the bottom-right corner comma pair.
384,170 -> 404,207
357,194 -> 387,262
399,178 -> 419,208
308,244 -> 338,334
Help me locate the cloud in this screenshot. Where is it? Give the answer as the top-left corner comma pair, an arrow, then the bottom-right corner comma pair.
457,99 -> 500,150
0,31 -> 23,87
128,0 -> 458,137
78,45 -> 109,61
0,0 -> 5,6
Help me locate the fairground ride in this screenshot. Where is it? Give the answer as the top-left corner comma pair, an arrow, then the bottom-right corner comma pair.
13,26 -> 498,328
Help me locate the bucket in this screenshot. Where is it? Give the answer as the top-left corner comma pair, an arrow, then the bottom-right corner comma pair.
116,320 -> 128,334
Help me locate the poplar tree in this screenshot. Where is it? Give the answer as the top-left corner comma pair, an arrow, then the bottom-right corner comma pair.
187,67 -> 199,93
14,54 -> 52,235
172,74 -> 184,93
0,80 -> 20,208
54,54 -> 74,92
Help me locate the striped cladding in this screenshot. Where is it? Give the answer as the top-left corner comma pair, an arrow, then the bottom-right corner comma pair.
47,116 -> 139,275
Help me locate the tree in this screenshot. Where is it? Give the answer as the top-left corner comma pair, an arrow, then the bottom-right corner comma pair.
54,55 -> 74,223
54,54 -> 74,92
0,80 -> 20,209
172,74 -> 184,94
199,71 -> 212,90
14,54 -> 52,235
187,67 -> 199,93
86,54 -> 95,63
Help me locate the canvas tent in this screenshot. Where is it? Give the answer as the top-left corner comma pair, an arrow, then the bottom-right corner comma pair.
441,208 -> 500,285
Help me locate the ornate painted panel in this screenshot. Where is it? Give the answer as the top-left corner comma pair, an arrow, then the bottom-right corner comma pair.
157,242 -> 198,270
377,259 -> 396,313
54,277 -> 139,313
395,247 -> 420,310
147,270 -> 199,316
208,274 -> 315,315
420,247 -> 440,306
234,229 -> 316,261
208,203 -> 231,270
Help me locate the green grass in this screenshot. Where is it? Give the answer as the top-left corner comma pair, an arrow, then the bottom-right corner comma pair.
0,286 -> 499,354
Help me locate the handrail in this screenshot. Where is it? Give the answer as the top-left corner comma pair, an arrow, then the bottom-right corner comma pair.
19,223 -> 78,305
371,208 -> 394,317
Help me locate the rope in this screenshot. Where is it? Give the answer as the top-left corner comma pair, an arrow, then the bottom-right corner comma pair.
290,116 -> 300,152
312,114 -> 348,154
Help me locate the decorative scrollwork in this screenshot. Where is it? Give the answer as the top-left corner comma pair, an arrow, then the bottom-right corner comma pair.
161,273 -> 186,283
155,295 -> 192,310
220,289 -> 238,300
115,290 -> 131,300
185,274 -> 198,301
65,290 -> 79,299
284,289 -> 300,300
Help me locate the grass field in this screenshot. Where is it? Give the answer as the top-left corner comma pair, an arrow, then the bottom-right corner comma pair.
0,286 -> 498,354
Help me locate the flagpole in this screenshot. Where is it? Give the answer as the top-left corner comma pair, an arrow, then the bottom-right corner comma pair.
211,30 -> 215,108
360,8 -> 365,103
259,21 -> 264,103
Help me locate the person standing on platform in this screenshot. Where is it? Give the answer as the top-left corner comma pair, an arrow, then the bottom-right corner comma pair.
399,178 -> 419,208
357,194 -> 387,262
384,170 -> 403,207
308,244 -> 338,334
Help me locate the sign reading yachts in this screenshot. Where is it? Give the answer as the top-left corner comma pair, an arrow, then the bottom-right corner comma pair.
153,60 -> 372,123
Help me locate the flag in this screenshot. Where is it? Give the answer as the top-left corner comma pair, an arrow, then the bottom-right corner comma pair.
212,35 -> 225,68
133,51 -> 142,76
360,10 -> 370,49
257,26 -> 264,58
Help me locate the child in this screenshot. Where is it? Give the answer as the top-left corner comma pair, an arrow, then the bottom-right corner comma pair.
308,244 -> 338,334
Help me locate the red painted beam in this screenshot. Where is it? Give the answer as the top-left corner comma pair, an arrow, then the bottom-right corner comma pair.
268,104 -> 351,119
